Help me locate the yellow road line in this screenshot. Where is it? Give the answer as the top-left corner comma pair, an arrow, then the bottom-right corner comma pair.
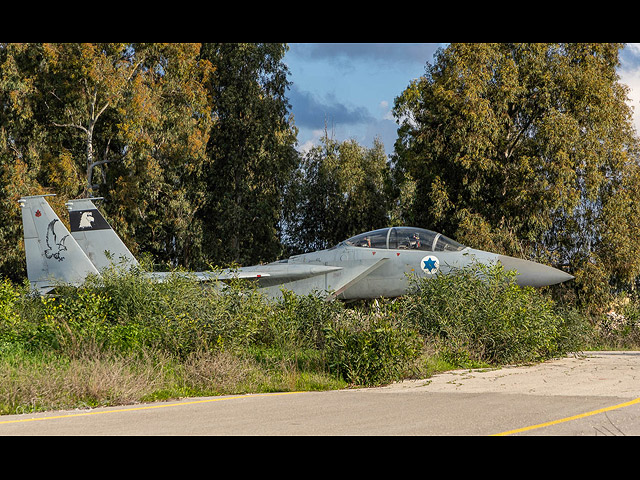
5,391 -> 639,434
493,397 -> 640,436
0,391 -> 301,425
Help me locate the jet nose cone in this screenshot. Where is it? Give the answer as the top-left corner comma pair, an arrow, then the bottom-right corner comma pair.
497,255 -> 574,287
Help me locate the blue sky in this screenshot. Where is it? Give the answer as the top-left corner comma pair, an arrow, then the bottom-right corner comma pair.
284,43 -> 443,156
285,43 -> 640,157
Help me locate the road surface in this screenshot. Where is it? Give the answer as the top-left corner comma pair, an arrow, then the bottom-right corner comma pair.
2,351 -> 639,435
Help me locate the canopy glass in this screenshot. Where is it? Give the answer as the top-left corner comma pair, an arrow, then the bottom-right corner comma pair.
341,227 -> 465,252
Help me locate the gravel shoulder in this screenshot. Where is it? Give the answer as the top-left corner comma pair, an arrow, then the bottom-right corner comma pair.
378,351 -> 640,398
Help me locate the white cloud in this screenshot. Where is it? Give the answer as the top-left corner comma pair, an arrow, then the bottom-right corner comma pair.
379,100 -> 395,121
298,139 -> 316,154
297,128 -> 327,154
626,43 -> 640,56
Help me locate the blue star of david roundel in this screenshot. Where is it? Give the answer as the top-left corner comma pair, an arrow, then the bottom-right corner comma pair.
421,255 -> 439,274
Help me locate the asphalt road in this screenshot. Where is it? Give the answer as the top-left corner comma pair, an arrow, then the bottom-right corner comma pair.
2,351 -> 639,435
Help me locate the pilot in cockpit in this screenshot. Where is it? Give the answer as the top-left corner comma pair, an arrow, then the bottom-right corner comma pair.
410,232 -> 420,249
358,236 -> 372,248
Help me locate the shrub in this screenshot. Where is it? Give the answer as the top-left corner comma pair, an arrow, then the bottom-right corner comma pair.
0,260 -> 598,414
398,261 -> 587,366
323,308 -> 422,386
0,278 -> 21,347
84,268 -> 270,356
262,289 -> 344,350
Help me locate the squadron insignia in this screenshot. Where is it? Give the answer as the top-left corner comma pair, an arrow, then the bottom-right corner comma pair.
43,219 -> 70,262
79,211 -> 95,229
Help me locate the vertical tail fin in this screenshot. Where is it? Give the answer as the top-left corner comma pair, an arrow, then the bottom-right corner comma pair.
19,195 -> 100,293
65,198 -> 139,271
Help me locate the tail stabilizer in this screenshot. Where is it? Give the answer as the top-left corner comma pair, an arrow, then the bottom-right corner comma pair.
19,195 -> 100,293
65,198 -> 139,271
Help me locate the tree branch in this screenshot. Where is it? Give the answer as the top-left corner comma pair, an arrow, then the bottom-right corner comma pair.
51,121 -> 88,134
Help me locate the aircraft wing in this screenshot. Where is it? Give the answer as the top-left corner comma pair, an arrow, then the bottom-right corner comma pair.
326,257 -> 389,300
143,263 -> 342,287
232,263 -> 343,287
143,270 -> 271,282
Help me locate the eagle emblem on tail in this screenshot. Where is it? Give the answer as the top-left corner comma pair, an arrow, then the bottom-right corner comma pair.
44,219 -> 69,261
79,211 -> 94,229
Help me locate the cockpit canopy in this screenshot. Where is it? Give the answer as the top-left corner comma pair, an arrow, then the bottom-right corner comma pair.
341,227 -> 465,252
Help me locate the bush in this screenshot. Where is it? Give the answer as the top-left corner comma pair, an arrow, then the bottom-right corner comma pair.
0,278 -> 19,321
323,308 -> 422,386
398,261 -> 587,366
262,288 -> 344,350
85,268 -> 267,356
587,294 -> 640,349
0,278 -> 22,347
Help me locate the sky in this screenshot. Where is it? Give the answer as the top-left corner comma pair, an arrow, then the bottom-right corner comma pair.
284,43 -> 640,158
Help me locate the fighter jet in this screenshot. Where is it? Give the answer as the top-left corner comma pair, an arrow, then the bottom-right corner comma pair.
20,195 -> 574,298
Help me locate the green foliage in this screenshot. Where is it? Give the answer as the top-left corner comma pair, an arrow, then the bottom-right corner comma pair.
398,261 -> 590,366
393,43 -> 640,310
283,134 -> 394,254
324,309 -> 422,386
0,42 -> 296,277
585,294 -> 640,349
262,288 -> 345,350
100,43 -> 213,268
3,42 -> 640,316
197,43 -> 298,267
82,268 -> 264,355
0,278 -> 21,346
3,262 -> 638,415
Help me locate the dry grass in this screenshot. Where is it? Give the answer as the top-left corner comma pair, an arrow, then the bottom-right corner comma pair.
181,349 -> 263,394
0,347 -> 169,414
0,346 -> 338,414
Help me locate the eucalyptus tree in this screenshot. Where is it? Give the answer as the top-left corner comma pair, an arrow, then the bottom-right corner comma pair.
0,43 -> 47,280
37,43 -> 146,197
198,43 -> 298,267
283,134 -> 393,254
0,43 -> 213,273
100,43 -> 213,268
393,43 -> 640,306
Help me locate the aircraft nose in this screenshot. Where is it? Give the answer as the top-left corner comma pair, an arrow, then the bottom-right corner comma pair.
497,255 -> 574,287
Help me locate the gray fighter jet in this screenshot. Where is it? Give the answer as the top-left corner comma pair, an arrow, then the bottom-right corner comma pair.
20,195 -> 574,298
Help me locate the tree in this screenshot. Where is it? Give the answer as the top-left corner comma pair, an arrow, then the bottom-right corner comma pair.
393,43 -> 640,307
198,43 -> 298,267
0,43 -> 213,275
0,43 -> 54,280
283,133 -> 393,253
37,43 -> 147,196
101,43 -> 213,268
